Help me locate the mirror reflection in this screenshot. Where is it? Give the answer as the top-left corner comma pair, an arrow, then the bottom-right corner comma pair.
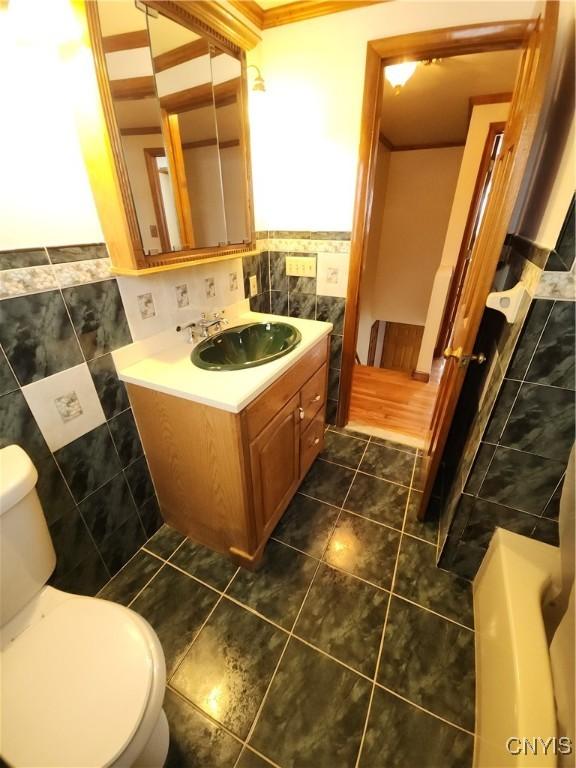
96,1 -> 250,256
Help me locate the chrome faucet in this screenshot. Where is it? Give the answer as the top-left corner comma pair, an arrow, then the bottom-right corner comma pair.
176,311 -> 229,343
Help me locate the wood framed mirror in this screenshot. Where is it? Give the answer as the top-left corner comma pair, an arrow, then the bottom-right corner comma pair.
83,0 -> 257,273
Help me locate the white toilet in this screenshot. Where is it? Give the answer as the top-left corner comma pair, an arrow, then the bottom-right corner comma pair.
0,444 -> 170,768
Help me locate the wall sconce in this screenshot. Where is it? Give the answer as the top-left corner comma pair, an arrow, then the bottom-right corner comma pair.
384,61 -> 417,94
248,64 -> 266,92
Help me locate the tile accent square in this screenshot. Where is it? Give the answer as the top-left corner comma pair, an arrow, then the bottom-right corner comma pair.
175,283 -> 189,308
316,252 -> 349,298
171,598 -> 286,738
250,637 -> 370,768
0,290 -> 83,385
22,363 -> 106,451
137,292 -> 156,319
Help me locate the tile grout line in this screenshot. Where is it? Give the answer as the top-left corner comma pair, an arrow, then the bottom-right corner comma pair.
354,450 -> 420,767
231,439 -> 372,768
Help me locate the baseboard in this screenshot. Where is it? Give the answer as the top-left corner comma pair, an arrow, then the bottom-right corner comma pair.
412,370 -> 430,383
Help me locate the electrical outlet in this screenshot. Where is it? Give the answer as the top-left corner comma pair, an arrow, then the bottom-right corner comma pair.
249,274 -> 258,297
285,256 -> 316,277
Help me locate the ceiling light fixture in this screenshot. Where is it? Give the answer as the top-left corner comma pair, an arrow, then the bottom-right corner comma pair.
385,61 -> 417,94
248,64 -> 266,92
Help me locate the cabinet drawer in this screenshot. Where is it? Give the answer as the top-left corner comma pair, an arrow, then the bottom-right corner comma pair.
300,409 -> 325,477
300,363 -> 327,432
244,337 -> 328,441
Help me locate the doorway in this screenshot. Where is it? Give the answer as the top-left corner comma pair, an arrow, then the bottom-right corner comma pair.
338,11 -> 558,516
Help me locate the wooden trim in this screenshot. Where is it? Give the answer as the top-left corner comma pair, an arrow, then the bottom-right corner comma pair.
83,0 -> 145,268
338,42 -> 383,427
144,148 -> 171,253
182,138 -> 240,150
144,0 -> 260,51
261,1 -> 387,30
159,78 -> 239,114
392,140 -> 466,152
102,30 -> 150,53
120,126 -> 162,136
367,320 -> 380,366
153,39 -> 210,73
435,121 -> 506,356
161,109 -> 196,248
338,19 -> 533,429
228,0 -> 264,29
371,19 -> 533,63
412,370 -> 430,383
379,132 -> 393,150
468,92 -> 513,125
109,76 -> 156,101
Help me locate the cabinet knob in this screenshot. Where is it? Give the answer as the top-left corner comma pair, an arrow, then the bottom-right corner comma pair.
313,437 -> 320,445
310,394 -> 321,403
298,407 -> 305,421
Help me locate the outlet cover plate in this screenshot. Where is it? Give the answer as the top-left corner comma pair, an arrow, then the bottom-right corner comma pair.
249,274 -> 258,297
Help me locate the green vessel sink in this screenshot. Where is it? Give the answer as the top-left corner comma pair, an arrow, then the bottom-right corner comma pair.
191,321 -> 302,371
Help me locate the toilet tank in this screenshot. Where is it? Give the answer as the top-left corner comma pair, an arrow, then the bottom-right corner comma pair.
0,445 -> 56,627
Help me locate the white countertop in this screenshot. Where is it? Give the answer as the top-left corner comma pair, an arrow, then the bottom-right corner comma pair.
113,311 -> 333,413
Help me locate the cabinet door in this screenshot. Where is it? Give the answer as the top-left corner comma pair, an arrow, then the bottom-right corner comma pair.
250,394 -> 300,536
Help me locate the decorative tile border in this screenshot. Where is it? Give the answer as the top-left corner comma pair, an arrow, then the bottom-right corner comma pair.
0,244 -> 112,300
0,265 -> 58,299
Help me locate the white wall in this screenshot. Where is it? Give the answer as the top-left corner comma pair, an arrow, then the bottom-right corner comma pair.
248,1 -> 539,231
0,18 -> 103,248
371,146 -> 463,326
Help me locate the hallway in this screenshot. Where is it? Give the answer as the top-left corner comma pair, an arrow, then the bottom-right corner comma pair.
348,360 -> 444,447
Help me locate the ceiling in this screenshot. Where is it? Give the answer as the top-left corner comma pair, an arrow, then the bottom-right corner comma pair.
380,49 -> 521,148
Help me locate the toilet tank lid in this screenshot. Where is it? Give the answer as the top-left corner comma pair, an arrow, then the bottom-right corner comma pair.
0,445 -> 38,515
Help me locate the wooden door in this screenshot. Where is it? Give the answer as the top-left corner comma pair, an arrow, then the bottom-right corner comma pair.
380,322 -> 424,372
416,5 -> 558,518
249,394 -> 300,536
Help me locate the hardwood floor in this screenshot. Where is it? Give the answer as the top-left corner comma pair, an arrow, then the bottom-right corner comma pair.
348,360 -> 444,446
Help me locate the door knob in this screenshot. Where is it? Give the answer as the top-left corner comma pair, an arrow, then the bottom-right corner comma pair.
443,346 -> 486,367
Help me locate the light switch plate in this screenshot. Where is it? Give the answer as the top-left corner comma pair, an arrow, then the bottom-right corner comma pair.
285,256 -> 316,277
249,274 -> 258,297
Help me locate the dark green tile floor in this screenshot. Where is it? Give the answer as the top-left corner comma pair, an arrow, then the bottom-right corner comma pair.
98,427 -> 475,767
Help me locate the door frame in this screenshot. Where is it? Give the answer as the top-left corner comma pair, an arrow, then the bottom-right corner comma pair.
337,19 -> 535,428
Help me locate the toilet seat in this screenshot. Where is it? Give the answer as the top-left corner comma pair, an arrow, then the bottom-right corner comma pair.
1,595 -> 164,768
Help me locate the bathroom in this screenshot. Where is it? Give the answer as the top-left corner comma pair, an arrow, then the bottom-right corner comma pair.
0,0 -> 574,766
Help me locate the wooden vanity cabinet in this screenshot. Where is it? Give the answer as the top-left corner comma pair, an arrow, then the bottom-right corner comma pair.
127,336 -> 329,569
